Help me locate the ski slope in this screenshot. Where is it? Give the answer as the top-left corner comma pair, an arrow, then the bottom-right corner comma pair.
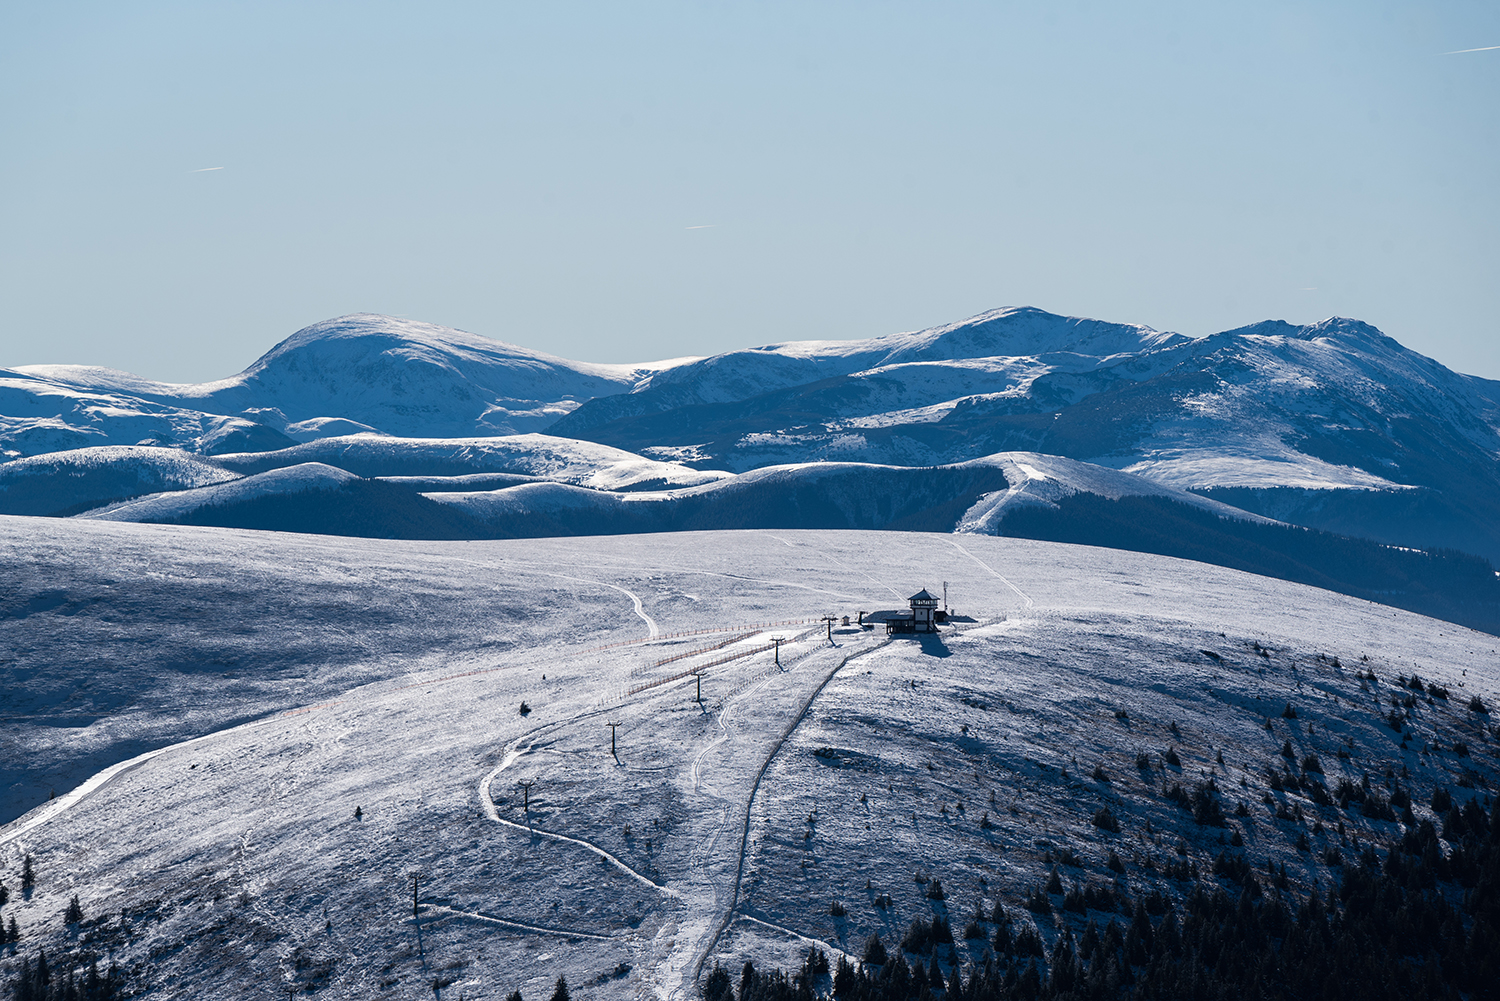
1,521 -> 1496,999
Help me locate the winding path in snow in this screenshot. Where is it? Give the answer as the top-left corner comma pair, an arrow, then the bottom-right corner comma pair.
477,731 -> 679,896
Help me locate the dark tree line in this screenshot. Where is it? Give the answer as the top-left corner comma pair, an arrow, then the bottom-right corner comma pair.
5,950 -> 123,1001
704,793 -> 1500,1001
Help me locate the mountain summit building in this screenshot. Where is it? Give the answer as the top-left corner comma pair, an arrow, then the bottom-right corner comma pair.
886,589 -> 942,634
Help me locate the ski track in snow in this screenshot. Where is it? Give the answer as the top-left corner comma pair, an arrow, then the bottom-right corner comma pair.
771,534 -> 904,602
735,913 -> 859,964
0,714 -> 286,849
500,554 -> 869,603
675,639 -> 827,990
948,538 -> 1034,608
681,636 -> 892,997
446,553 -> 661,639
420,904 -> 617,942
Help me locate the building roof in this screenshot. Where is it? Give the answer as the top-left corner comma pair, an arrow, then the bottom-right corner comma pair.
908,589 -> 939,603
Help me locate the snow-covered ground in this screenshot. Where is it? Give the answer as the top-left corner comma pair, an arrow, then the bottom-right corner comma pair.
211,434 -> 732,491
1,520 -> 1496,999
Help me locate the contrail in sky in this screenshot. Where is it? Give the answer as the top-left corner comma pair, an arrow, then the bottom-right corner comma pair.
685,224 -> 715,230
191,166 -> 225,172
1444,45 -> 1500,54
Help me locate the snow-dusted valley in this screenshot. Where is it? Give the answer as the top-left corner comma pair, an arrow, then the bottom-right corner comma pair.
2,521 -> 1497,999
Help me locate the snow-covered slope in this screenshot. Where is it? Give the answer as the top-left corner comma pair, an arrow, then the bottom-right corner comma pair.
80,462 -> 358,523
951,452 -> 1276,535
0,435 -> 729,521
0,369 -> 296,457
553,307 -> 1186,440
422,452 -> 1259,538
211,433 -> 733,490
0,445 -> 238,516
1,522 -> 1496,999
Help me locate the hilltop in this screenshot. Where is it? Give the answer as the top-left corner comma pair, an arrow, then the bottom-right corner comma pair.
1,521 -> 1496,999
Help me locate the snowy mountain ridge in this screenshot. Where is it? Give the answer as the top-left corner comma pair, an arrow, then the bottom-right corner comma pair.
6,305 -> 1500,562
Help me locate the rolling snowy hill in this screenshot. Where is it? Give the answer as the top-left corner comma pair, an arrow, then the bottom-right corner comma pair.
54,445 -> 1498,634
1,522 -> 1496,999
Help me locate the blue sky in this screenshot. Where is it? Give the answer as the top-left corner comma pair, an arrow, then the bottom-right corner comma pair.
2,1 -> 1497,380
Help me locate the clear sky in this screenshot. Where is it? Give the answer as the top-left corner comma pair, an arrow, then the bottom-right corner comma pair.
2,1 -> 1497,382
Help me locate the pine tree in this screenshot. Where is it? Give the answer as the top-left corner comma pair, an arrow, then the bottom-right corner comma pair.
65,895 -> 84,924
21,854 -> 34,893
505,992 -> 522,1001
739,961 -> 756,1001
549,976 -> 569,1001
702,963 -> 733,1001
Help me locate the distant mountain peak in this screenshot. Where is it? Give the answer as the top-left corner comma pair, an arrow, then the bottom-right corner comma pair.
1218,316 -> 1393,347
879,305 -> 1190,364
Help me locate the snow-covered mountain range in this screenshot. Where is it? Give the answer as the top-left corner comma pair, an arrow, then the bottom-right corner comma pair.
5,306 -> 1500,566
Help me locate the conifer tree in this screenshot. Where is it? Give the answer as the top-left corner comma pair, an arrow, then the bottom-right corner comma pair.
702,963 -> 733,1001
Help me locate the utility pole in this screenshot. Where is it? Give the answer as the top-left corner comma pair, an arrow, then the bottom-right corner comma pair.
694,672 -> 701,704
410,872 -> 420,917
772,636 -> 784,667
517,780 -> 534,814
943,581 -> 949,615
607,721 -> 620,757
822,615 -> 837,643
